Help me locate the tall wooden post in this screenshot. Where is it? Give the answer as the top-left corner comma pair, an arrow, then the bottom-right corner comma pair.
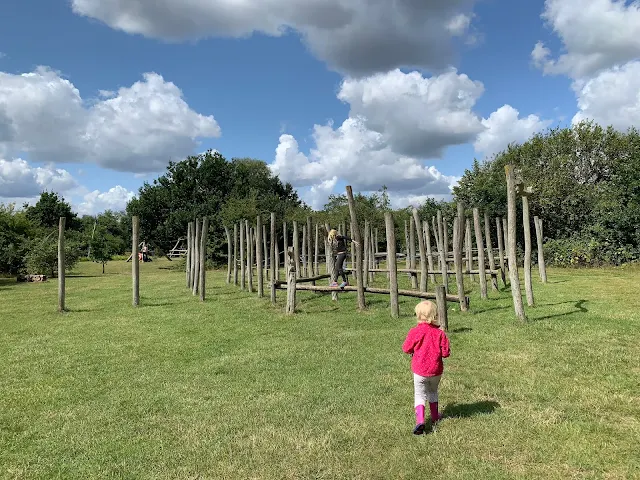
263,223 -> 268,272
189,220 -> 197,289
58,217 -> 66,312
314,223 -> 320,277
285,247 -> 296,315
224,225 -> 232,284
256,215 -> 264,298
505,165 -> 527,321
186,222 -> 192,288
436,211 -> 448,292
240,220 -> 245,291
409,216 -> 418,289
484,212 -> 499,291
346,186 -> 365,310
246,221 -> 253,293
502,218 -> 509,267
199,217 -> 208,301
404,220 -> 410,270
132,216 -> 140,306
424,221 -> 436,283
412,208 -> 427,292
363,220 -> 370,288
443,216 -> 449,270
522,195 -> 535,306
301,224 -> 307,277
270,213 -> 277,304
455,203 -> 467,311
534,216 -> 547,283
307,216 -> 313,280
465,218 -> 473,281
435,285 -> 448,332
192,219 -> 200,296
496,217 -> 507,287
473,208 -> 488,299
385,212 -> 399,318
233,223 -> 239,286
293,221 -> 300,277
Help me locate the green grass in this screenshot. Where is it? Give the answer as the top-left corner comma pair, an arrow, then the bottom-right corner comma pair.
1,259 -> 639,479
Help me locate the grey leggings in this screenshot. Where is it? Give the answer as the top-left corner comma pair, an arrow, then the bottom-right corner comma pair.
413,373 -> 441,406
335,252 -> 347,282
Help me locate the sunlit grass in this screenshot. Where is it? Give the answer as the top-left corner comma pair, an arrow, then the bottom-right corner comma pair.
1,259 -> 639,479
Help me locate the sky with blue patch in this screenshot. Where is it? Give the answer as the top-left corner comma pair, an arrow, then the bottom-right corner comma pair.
1,0 -> 638,213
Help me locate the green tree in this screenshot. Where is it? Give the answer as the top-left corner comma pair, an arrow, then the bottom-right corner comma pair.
24,233 -> 81,277
89,226 -> 115,273
0,204 -> 34,274
25,192 -> 80,230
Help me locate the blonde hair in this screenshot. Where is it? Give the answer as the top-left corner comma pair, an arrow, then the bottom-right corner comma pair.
414,300 -> 439,326
328,229 -> 338,249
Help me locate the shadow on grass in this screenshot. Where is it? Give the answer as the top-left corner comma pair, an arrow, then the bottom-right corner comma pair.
442,400 -> 500,419
450,327 -> 473,333
532,300 -> 588,321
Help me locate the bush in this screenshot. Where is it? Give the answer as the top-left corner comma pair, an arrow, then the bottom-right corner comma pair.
544,236 -> 639,267
24,233 -> 82,277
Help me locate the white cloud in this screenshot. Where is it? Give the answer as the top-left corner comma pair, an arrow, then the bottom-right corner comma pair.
70,0 -> 477,77
0,67 -> 220,173
76,185 -> 135,215
474,105 -> 552,158
572,61 -> 640,129
0,158 -> 78,199
533,0 -> 640,79
337,69 -> 485,158
299,176 -> 338,210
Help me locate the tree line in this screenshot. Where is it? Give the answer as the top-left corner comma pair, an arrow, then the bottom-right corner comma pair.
2,121 -> 638,276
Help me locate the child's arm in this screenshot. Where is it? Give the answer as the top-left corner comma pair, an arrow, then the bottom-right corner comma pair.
402,330 -> 416,354
440,332 -> 451,358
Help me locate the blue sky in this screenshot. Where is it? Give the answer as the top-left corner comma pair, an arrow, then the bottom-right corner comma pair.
1,0 -> 638,213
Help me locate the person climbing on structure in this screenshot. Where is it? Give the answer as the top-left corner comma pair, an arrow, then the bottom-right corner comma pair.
327,228 -> 359,288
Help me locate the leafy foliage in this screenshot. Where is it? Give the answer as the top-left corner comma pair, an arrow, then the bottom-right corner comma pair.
24,232 -> 81,277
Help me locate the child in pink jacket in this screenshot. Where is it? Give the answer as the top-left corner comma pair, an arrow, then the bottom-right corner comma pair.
402,300 -> 451,435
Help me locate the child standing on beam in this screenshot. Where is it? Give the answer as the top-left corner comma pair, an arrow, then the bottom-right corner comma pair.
402,300 -> 451,434
327,228 -> 358,288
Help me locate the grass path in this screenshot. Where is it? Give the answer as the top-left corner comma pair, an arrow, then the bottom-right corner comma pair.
1,260 -> 639,479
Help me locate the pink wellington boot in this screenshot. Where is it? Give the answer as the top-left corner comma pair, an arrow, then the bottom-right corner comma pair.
413,405 -> 426,435
429,402 -> 442,423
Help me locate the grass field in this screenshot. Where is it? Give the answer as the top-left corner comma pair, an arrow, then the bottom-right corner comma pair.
1,259 -> 639,479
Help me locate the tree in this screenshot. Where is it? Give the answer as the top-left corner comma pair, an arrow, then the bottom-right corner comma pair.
24,233 -> 81,277
89,227 -> 114,273
0,204 -> 34,274
25,192 -> 79,230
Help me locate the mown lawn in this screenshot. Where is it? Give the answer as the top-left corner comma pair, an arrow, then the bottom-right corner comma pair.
1,259 -> 639,479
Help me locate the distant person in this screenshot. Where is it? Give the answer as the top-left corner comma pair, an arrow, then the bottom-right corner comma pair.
402,300 -> 451,435
327,228 -> 358,288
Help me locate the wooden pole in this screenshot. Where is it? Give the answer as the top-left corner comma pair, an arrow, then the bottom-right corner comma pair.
132,216 -> 140,306
385,212 -> 399,318
224,225 -> 232,284
190,220 -> 197,289
285,247 -> 296,315
283,221 -> 288,276
186,222 -> 192,288
374,228 -> 379,269
307,216 -> 313,280
58,217 -> 66,312
293,221 -> 300,277
346,186 -> 365,310
496,217 -> 507,286
314,223 -> 319,277
192,219 -> 200,296
502,217 -> 509,269
409,216 -> 418,289
233,223 -> 239,286
275,235 -> 280,281
505,165 -> 527,321
436,211 -> 448,292
404,220 -> 410,270
257,215 -> 264,298
363,220 -> 370,288
454,203 -> 467,311
522,195 -> 535,306
199,217 -> 208,302
436,285 -> 448,332
534,216 -> 547,283
424,220 -> 436,284
240,220 -> 245,291
484,212 -> 499,291
301,224 -> 307,277
412,208 -> 427,292
473,208 -> 488,299
247,221 -> 253,293
270,213 -> 277,304
263,223 -> 268,272
465,218 -> 473,282
443,216 -> 449,268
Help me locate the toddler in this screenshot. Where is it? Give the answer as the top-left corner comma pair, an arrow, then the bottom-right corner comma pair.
402,300 -> 450,435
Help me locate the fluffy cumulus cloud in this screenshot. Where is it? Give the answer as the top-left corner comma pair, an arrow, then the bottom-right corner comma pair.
0,158 -> 78,199
532,0 -> 640,79
572,61 -> 640,129
338,69 -> 485,158
71,0 -> 477,76
76,185 -> 136,215
474,105 -> 552,158
0,67 -> 220,173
